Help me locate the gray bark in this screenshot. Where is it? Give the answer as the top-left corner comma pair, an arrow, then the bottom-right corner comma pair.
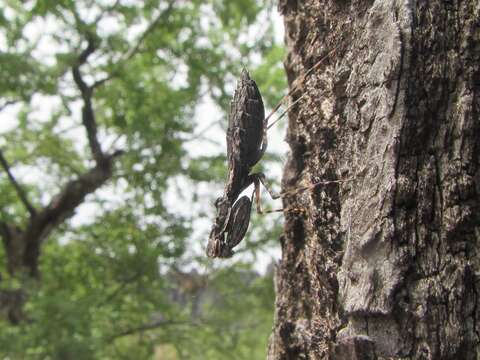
269,0 -> 479,359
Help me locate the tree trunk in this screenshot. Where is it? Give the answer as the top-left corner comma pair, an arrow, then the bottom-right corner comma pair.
269,0 -> 479,359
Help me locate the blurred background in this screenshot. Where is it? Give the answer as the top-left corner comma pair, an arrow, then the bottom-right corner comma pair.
0,0 -> 289,358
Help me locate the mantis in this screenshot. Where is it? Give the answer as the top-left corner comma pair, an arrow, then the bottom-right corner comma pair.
206,47 -> 340,258
206,69 -> 266,258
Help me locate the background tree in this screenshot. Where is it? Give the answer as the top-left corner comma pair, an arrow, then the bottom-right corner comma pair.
0,0 -> 285,358
269,0 -> 479,359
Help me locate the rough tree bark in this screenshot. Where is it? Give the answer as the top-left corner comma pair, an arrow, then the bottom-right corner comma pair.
269,0 -> 479,359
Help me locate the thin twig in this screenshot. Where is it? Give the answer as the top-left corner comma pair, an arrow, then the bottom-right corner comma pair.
92,1 -> 175,89
72,33 -> 105,163
0,100 -> 18,112
123,13 -> 164,62
106,133 -> 125,154
0,150 -> 36,216
96,271 -> 142,307
92,0 -> 122,26
108,319 -> 200,342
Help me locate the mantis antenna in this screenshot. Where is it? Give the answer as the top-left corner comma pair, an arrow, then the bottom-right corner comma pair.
264,44 -> 340,129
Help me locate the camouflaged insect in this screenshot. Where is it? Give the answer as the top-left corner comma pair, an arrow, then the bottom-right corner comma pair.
206,70 -> 266,258
206,47 -> 343,258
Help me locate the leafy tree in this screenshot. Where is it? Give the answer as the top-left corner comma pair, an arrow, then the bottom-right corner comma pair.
0,0 -> 285,358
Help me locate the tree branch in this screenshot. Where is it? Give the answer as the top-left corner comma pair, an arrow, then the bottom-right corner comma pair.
123,10 -> 166,62
92,1 -> 176,89
22,152 -> 123,276
0,288 -> 27,324
0,99 -> 18,112
0,150 -> 36,217
0,30 -> 127,279
108,319 -> 199,342
91,0 -> 122,26
96,271 -> 142,307
72,33 -> 105,164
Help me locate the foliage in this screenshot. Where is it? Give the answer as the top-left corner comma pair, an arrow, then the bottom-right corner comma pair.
0,238 -> 276,359
171,264 -> 275,360
0,0 -> 284,358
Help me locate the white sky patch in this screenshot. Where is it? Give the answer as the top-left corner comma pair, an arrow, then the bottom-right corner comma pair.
183,93 -> 224,156
30,94 -> 62,124
24,14 -> 74,66
0,104 -> 22,136
273,6 -> 285,43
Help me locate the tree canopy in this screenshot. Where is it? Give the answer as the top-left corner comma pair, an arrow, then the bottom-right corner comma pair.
0,0 -> 285,358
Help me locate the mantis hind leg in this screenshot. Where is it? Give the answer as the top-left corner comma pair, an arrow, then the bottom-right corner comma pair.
251,173 -> 280,199
248,173 -> 280,214
249,173 -> 307,215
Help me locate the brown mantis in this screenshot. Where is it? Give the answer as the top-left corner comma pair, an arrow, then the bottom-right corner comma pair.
206,47 -> 340,258
206,69 -> 266,258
